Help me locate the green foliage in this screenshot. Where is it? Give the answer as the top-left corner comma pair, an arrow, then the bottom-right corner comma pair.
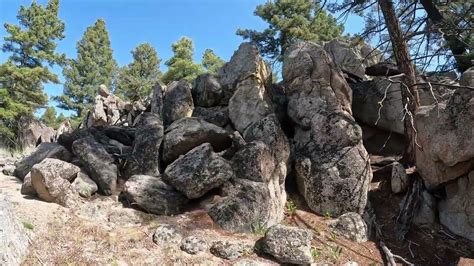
55,19 -> 117,116
41,106 -> 57,128
116,43 -> 161,101
237,0 -> 344,60
201,49 -> 225,74
311,247 -> 321,259
22,221 -> 34,230
285,199 -> 297,216
251,220 -> 268,236
330,245 -> 342,261
162,37 -> 204,84
0,0 -> 64,145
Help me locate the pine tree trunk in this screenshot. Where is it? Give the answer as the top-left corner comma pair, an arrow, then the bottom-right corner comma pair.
378,0 -> 421,165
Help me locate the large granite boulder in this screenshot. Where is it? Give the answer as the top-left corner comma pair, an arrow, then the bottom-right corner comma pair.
162,117 -> 232,164
162,80 -> 194,126
192,106 -> 229,128
283,41 -> 372,217
218,43 -> 271,104
85,85 -> 129,128
72,136 -> 118,195
229,79 -> 273,133
150,82 -> 165,119
192,73 -> 224,107
30,158 -> 81,207
415,86 -> 474,188
164,143 -> 234,199
0,197 -> 29,265
439,172 -> 474,242
14,142 -> 72,180
324,39 -> 383,80
328,212 -> 369,243
123,113 -> 163,177
17,117 -> 56,153
261,224 -> 313,264
121,175 -> 189,215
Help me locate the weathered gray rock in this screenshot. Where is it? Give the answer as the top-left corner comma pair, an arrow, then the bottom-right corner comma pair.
210,115 -> 290,232
261,224 -> 313,264
192,106 -> 229,127
152,224 -> 182,245
0,197 -> 29,265
163,80 -> 194,126
17,117 -> 56,153
439,172 -> 474,242
2,164 -> 15,176
20,172 -> 36,196
229,79 -> 273,133
72,136 -> 117,195
121,175 -> 189,215
162,117 -> 232,164
415,86 -> 474,188
412,190 -> 436,227
284,41 -> 372,217
210,240 -> 254,260
218,43 -> 271,104
328,212 -> 368,243
72,171 -> 98,198
192,73 -> 224,107
180,236 -> 208,254
208,179 -> 284,233
324,39 -> 383,80
124,113 -> 163,177
14,142 -> 72,180
164,143 -> 233,199
391,162 -> 408,194
31,158 -> 81,207
151,82 -> 165,119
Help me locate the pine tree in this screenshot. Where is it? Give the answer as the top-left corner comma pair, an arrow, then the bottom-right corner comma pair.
202,49 -> 225,74
55,19 -> 117,116
0,0 -> 65,144
162,37 -> 204,84
237,0 -> 344,60
41,106 -> 57,128
116,43 -> 161,101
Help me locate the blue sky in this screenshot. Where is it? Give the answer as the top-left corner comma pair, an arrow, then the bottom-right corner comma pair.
0,0 -> 364,116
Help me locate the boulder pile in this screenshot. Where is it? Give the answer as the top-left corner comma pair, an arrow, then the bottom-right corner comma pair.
12,41 -> 373,235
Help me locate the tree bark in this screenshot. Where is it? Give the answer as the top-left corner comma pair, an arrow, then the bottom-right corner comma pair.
378,0 -> 420,165
419,0 -> 470,72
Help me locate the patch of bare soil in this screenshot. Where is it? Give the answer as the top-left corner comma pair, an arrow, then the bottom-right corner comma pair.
369,174 -> 474,265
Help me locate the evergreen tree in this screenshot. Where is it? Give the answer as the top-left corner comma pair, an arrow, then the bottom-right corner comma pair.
116,43 -> 161,101
162,37 -> 204,84
56,113 -> 66,125
0,0 -> 65,144
55,19 -> 117,116
202,49 -> 225,74
237,0 -> 344,60
41,106 -> 57,128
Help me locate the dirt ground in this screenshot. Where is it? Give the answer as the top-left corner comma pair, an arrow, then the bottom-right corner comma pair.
1,163 -> 473,265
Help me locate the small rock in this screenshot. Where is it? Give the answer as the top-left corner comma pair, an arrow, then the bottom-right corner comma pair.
328,212 -> 368,243
20,172 -> 35,196
72,171 -> 98,198
2,164 -> 15,176
152,224 -> 182,245
261,224 -> 313,264
343,261 -> 359,266
391,162 -> 408,194
210,240 -> 254,260
180,236 -> 207,254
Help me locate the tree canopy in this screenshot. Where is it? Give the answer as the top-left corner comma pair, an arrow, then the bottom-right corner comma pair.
55,18 -> 117,117
202,49 -> 225,74
116,43 -> 161,101
0,0 -> 65,144
237,0 -> 344,60
162,37 -> 204,84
